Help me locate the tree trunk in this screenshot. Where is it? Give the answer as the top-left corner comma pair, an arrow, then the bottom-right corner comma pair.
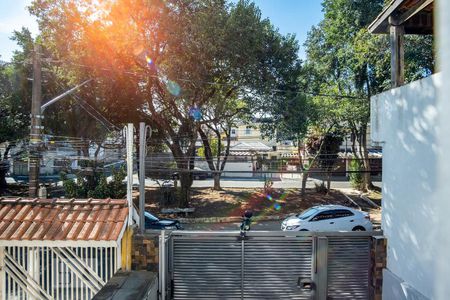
0,145 -> 13,195
0,164 -> 8,195
178,171 -> 192,207
213,173 -> 221,190
326,172 -> 331,191
301,170 -> 308,197
360,125 -> 374,191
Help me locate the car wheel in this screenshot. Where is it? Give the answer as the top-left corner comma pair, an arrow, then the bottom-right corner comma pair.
352,226 -> 366,231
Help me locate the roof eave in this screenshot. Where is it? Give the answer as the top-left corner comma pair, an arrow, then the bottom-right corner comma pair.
368,0 -> 404,34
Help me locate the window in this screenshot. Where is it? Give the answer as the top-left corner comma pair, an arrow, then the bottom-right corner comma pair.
297,208 -> 319,220
231,129 -> 236,135
311,210 -> 335,221
333,209 -> 354,218
245,126 -> 251,135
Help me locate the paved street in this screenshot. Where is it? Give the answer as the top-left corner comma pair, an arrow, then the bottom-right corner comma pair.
145,176 -> 381,189
183,220 -> 282,231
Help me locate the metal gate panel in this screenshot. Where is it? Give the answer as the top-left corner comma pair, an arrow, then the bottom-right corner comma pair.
327,237 -> 371,299
167,232 -> 378,300
243,237 -> 313,300
172,237 -> 242,299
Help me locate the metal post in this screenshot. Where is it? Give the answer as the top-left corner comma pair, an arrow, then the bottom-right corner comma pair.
315,237 -> 328,300
389,17 -> 405,87
29,44 -> 42,197
126,123 -> 134,226
138,122 -> 150,233
160,230 -> 166,300
241,239 -> 245,300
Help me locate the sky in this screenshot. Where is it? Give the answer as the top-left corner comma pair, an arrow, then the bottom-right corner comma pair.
0,0 -> 324,62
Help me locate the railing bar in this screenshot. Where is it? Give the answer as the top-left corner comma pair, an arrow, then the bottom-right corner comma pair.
86,248 -> 89,300
109,247 -> 112,280
65,258 -> 68,300
55,250 -> 59,300
54,248 -> 102,292
72,258 -> 75,300
4,251 -> 50,299
93,247 -> 97,280
8,263 -> 11,300
3,262 -> 41,299
40,246 -> 44,288
100,248 -> 103,282
46,247 -> 49,294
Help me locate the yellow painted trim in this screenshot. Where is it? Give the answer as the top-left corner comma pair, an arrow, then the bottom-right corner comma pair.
121,226 -> 133,271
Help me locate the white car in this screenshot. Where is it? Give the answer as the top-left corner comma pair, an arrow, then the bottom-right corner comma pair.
281,205 -> 373,232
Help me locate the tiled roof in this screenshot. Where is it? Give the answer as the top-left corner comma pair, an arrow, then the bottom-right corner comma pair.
0,198 -> 128,241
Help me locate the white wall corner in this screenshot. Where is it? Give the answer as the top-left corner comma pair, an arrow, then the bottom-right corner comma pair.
370,96 -> 384,143
382,269 -> 430,300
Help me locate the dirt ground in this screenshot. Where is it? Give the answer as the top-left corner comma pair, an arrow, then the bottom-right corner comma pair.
144,187 -> 381,220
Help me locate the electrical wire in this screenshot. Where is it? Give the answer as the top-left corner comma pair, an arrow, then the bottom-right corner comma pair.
19,57 -> 367,100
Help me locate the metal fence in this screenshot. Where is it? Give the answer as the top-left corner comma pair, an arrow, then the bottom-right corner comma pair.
159,230 -> 380,300
0,245 -> 118,300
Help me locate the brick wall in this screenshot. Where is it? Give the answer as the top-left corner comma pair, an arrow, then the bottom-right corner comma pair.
371,236 -> 387,300
132,232 -> 160,272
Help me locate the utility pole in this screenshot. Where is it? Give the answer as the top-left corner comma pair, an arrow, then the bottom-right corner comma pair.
126,123 -> 134,226
139,122 -> 151,232
29,43 -> 42,197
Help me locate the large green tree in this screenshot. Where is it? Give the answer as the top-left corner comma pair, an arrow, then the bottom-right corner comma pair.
30,0 -> 302,206
303,0 -> 434,191
0,29 -> 34,195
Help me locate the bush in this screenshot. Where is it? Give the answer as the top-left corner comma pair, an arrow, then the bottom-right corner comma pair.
314,182 -> 328,193
61,166 -> 126,199
349,159 -> 364,190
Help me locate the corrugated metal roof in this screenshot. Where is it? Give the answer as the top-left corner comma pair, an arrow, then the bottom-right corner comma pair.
0,198 -> 128,242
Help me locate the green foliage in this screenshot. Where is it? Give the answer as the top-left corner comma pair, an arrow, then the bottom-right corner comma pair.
0,29 -> 33,147
197,139 -> 222,158
306,130 -> 343,171
30,0 -> 302,206
349,159 -> 364,190
61,167 -> 126,199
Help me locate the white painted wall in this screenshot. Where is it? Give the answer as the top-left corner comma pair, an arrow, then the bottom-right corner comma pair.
372,68 -> 450,299
195,161 -> 254,178
435,1 -> 450,298
371,74 -> 443,299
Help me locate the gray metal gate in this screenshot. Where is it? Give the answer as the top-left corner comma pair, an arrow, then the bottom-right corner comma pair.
159,231 -> 378,300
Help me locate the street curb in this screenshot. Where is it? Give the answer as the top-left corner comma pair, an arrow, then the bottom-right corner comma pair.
360,194 -> 381,209
178,214 -> 293,224
337,190 -> 362,210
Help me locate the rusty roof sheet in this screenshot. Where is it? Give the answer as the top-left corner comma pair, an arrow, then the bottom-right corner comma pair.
0,198 -> 128,242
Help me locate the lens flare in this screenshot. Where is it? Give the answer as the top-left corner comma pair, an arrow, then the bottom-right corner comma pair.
166,80 -> 181,96
145,55 -> 154,66
189,106 -> 202,121
274,203 -> 281,210
266,194 -> 273,201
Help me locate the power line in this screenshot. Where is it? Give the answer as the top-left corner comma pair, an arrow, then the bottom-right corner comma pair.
23,58 -> 367,100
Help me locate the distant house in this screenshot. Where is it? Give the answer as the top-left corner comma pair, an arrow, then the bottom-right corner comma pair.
8,136 -> 124,178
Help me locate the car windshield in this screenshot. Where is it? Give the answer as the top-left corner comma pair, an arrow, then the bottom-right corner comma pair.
297,208 -> 319,220
144,211 -> 159,221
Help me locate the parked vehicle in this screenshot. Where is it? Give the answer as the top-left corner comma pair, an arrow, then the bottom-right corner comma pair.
172,167 -> 209,180
144,211 -> 183,230
281,205 -> 373,232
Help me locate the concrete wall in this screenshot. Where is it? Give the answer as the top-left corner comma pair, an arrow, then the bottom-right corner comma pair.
372,3 -> 450,299
195,160 -> 254,178
371,74 -> 440,299
435,1 -> 450,298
